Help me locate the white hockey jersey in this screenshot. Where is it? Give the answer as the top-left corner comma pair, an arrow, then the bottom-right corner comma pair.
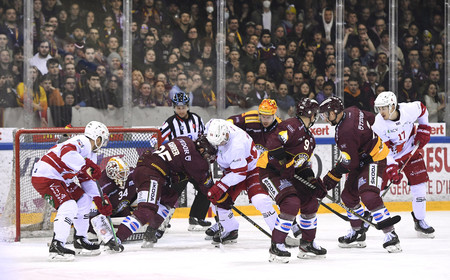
372,101 -> 429,165
205,120 -> 258,187
32,135 -> 100,197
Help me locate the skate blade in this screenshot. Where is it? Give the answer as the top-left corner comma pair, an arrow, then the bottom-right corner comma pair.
213,239 -> 237,246
205,235 -> 214,240
141,241 -> 156,248
338,241 -> 367,248
385,244 -> 402,253
188,225 -> 209,231
48,252 -> 75,262
416,231 -> 435,239
297,252 -> 326,259
284,236 -> 300,248
74,248 -> 101,256
269,254 -> 290,263
102,245 -> 124,253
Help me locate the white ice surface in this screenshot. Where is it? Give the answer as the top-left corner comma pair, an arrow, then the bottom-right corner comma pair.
0,211 -> 449,280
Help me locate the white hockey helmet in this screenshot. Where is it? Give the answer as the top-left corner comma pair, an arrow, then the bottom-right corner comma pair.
206,119 -> 230,146
84,121 -> 109,152
374,91 -> 397,115
106,157 -> 130,188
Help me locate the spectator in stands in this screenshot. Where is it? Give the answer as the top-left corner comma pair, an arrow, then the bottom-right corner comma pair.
41,74 -> 68,127
240,41 -> 259,74
226,70 -> 245,108
343,77 -> 370,111
0,72 -> 18,108
1,8 -> 23,49
245,71 -> 256,86
246,76 -> 272,108
179,40 -> 194,71
62,76 -> 81,107
154,29 -> 174,65
274,82 -> 295,116
280,5 -> 297,37
81,72 -> 109,109
266,42 -> 287,84
282,67 -> 294,86
316,80 -> 335,104
152,80 -> 171,107
16,66 -> 48,127
67,3 -> 83,32
133,81 -> 154,108
33,0 -> 45,44
41,23 -> 60,58
46,58 -> 62,90
398,75 -> 422,103
85,27 -> 106,51
143,66 -> 156,85
423,82 -> 446,123
30,40 -> 53,75
193,78 -> 216,108
105,75 -> 122,109
374,52 -> 389,88
43,0 -> 61,22
100,14 -> 122,43
56,9 -> 69,39
256,61 -> 270,81
251,0 -> 280,32
318,7 -> 335,44
360,69 -> 378,109
257,29 -> 276,61
293,81 -> 315,101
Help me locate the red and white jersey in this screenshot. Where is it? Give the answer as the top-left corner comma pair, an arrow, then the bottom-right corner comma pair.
207,120 -> 258,187
372,101 -> 429,165
32,135 -> 99,197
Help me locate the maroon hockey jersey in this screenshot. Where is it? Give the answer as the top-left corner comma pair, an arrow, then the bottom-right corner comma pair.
335,107 -> 387,171
137,137 -> 213,189
227,110 -> 282,155
98,168 -> 137,217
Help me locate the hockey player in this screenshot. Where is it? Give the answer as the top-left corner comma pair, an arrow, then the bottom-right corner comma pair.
319,97 -> 402,253
159,92 -> 211,231
31,121 -> 112,261
372,91 -> 435,238
104,135 -> 217,251
257,98 -> 328,263
226,99 -> 301,244
204,119 -> 278,245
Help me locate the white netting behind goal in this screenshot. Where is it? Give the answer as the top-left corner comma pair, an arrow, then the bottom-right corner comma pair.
0,127 -> 160,242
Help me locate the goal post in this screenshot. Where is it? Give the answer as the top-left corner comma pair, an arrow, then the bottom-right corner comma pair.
0,127 -> 161,242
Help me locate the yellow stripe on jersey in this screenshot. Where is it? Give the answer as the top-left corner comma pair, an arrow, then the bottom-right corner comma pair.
370,136 -> 390,162
256,151 -> 269,168
151,163 -> 167,176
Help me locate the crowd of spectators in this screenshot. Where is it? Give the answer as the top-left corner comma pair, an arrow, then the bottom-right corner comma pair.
0,0 -> 446,127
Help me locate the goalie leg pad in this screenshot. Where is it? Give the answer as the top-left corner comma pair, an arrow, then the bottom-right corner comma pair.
91,214 -> 114,244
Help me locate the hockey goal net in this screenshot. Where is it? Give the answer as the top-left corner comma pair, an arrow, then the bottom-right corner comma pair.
0,127 -> 160,242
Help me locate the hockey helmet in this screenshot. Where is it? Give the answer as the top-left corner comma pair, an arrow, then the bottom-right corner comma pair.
258,99 -> 278,115
106,157 -> 130,189
172,92 -> 190,106
84,121 -> 109,152
206,119 -> 230,146
296,98 -> 319,127
374,91 -> 397,114
319,96 -> 344,119
195,135 -> 217,163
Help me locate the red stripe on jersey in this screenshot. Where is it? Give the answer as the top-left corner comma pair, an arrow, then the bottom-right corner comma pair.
230,166 -> 248,173
419,102 -> 427,118
60,144 -> 77,157
42,151 -> 74,174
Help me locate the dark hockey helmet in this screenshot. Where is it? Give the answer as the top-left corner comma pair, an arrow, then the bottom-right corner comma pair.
319,96 -> 344,115
195,134 -> 217,163
172,92 -> 190,106
296,98 -> 319,127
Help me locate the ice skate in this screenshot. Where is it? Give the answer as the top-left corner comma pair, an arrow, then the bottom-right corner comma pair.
205,222 -> 220,240
48,237 -> 75,262
284,220 -> 301,248
73,234 -> 101,256
269,243 -> 291,263
411,212 -> 435,238
362,211 -> 372,233
188,217 -> 212,231
104,238 -> 124,252
383,231 -> 402,253
142,226 -> 158,248
338,228 -> 367,248
298,239 -> 327,259
212,229 -> 238,245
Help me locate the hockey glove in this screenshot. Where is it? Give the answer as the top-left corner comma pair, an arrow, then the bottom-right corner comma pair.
207,181 -> 229,204
310,178 -> 327,199
81,158 -> 101,180
93,194 -> 113,216
322,168 -> 342,190
385,164 -> 403,184
414,124 -> 431,149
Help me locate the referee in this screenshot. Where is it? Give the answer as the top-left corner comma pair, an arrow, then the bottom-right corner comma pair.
160,92 -> 212,231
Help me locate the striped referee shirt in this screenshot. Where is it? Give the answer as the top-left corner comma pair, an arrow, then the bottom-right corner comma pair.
160,112 -> 205,142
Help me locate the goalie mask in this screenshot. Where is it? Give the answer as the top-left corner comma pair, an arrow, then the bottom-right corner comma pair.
195,135 -> 217,163
106,157 -> 130,188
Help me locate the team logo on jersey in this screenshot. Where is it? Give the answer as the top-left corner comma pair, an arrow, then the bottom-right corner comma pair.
294,153 -> 309,168
278,130 -> 289,144
77,139 -> 84,148
339,151 -> 351,165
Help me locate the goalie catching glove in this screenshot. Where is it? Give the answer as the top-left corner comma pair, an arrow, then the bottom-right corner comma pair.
414,124 -> 431,149
81,158 -> 101,180
207,181 -> 229,204
93,194 -> 113,216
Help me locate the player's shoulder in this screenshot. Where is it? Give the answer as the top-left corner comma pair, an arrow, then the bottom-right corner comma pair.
399,101 -> 422,120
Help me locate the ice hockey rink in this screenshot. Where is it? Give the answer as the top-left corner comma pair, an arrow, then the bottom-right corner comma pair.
0,210 -> 449,280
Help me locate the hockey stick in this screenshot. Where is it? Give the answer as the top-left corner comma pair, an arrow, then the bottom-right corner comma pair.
231,206 -> 272,238
317,198 -> 349,221
94,180 -> 119,245
381,142 -> 420,198
294,174 -> 400,230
